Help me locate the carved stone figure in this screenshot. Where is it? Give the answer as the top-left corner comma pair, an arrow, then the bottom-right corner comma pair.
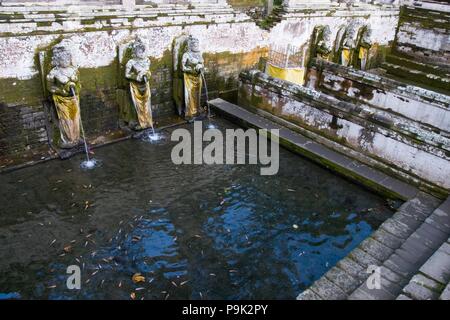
314,25 -> 332,61
340,26 -> 356,67
181,35 -> 205,121
356,26 -> 372,70
125,37 -> 153,130
46,42 -> 81,149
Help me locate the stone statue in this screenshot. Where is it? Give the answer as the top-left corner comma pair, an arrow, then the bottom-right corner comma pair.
125,37 -> 153,130
181,35 -> 205,121
356,26 -> 372,71
314,25 -> 332,61
340,26 -> 356,67
46,42 -> 82,149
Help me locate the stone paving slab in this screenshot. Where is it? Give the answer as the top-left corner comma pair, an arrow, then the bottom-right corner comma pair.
336,257 -> 366,280
424,197 -> 450,233
209,98 -> 419,201
359,237 -> 394,262
371,228 -> 404,250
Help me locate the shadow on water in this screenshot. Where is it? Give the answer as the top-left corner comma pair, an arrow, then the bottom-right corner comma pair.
0,118 -> 396,299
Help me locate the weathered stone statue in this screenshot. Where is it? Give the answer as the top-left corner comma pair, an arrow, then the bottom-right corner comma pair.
125,37 -> 153,130
356,26 -> 372,71
340,26 -> 355,67
181,35 -> 205,121
313,25 -> 332,61
46,43 -> 81,149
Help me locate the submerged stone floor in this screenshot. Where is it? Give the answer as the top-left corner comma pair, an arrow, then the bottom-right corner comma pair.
209,98 -> 450,300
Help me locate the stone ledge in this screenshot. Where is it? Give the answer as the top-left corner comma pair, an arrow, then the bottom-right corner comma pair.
209,98 -> 420,200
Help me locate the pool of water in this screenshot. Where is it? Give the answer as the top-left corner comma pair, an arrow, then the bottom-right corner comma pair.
0,118 -> 395,299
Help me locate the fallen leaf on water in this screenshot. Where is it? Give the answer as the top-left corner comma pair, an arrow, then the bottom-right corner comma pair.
63,245 -> 72,253
132,273 -> 145,283
180,280 -> 189,286
130,292 -> 136,300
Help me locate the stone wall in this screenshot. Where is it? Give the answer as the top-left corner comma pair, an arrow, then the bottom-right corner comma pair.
238,70 -> 450,194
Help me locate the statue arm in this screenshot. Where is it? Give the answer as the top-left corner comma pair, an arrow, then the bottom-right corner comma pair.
182,53 -> 194,74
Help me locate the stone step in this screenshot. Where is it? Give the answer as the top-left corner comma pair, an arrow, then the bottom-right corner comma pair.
386,54 -> 450,78
397,198 -> 450,300
439,281 -> 450,300
298,192 -> 440,300
208,98 -> 419,201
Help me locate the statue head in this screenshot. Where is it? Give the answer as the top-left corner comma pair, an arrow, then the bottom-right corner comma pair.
132,37 -> 147,59
187,35 -> 200,53
52,43 -> 73,69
